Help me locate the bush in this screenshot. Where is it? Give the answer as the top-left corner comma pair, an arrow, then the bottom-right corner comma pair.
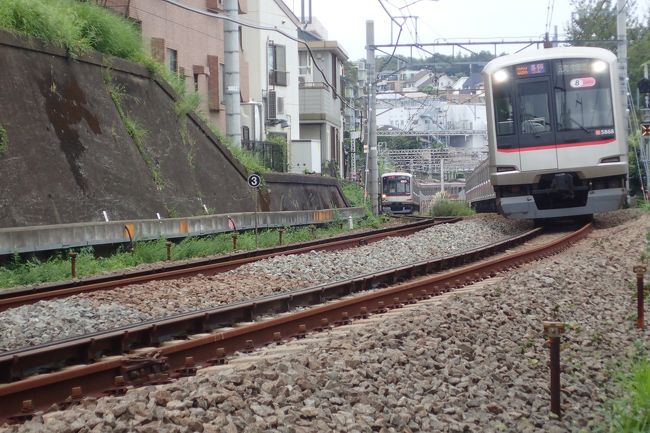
430,199 -> 474,217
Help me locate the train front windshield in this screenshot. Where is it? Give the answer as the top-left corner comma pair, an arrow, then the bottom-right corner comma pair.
492,58 -> 614,150
383,176 -> 411,195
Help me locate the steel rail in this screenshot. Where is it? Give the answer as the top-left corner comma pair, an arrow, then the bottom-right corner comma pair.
0,223 -> 591,422
0,218 -> 458,312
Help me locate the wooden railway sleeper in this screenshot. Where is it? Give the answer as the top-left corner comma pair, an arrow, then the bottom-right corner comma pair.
248,303 -> 258,322
7,400 -> 36,424
55,386 -> 85,412
206,348 -> 228,366
173,356 -> 198,378
146,324 -> 160,347
334,311 -> 350,326
315,318 -> 330,332
104,375 -> 128,396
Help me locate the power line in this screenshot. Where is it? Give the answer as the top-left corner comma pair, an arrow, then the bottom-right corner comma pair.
157,0 -> 355,109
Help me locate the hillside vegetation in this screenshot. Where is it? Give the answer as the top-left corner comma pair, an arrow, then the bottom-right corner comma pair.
0,0 -> 268,173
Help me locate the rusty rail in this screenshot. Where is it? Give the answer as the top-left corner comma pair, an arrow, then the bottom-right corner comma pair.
0,218 -> 458,312
0,223 -> 592,422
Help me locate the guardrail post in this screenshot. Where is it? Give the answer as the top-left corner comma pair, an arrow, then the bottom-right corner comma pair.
634,265 -> 647,329
278,228 -> 285,245
309,225 -> 316,239
69,251 -> 78,278
543,321 -> 565,419
166,241 -> 173,261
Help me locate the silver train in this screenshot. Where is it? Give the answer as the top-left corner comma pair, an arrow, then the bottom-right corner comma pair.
381,172 -> 419,214
467,47 -> 628,219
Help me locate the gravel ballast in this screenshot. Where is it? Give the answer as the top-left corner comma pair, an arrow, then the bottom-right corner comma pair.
0,209 -> 648,432
0,217 -> 527,352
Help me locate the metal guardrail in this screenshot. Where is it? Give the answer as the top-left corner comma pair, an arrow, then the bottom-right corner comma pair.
0,208 -> 366,255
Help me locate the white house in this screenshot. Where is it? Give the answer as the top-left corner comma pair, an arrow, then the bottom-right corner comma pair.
242,0 -> 300,144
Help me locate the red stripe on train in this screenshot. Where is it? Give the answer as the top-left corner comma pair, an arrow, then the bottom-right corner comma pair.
496,139 -> 616,153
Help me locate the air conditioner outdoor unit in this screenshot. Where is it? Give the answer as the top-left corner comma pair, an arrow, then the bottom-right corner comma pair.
277,96 -> 284,115
267,90 -> 277,119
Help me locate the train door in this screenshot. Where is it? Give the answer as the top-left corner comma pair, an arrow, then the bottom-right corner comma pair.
516,77 -> 558,171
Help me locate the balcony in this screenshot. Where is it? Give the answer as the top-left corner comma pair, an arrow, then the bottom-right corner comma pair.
299,82 -> 341,125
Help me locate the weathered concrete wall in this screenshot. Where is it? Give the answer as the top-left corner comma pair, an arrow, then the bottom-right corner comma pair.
264,173 -> 349,211
0,30 -> 349,229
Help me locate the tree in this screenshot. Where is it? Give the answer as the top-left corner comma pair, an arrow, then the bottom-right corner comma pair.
566,0 -> 649,84
566,0 -> 650,195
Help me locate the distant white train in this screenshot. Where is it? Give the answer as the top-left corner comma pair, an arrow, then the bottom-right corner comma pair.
468,46 -> 628,220
381,172 -> 419,214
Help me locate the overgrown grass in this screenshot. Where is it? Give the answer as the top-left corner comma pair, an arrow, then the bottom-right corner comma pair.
0,0 -> 272,173
0,0 -> 145,60
430,199 -> 475,217
0,221 -> 375,289
104,69 -> 163,189
600,354 -> 650,432
0,125 -> 7,154
340,180 -> 387,227
204,120 -> 269,174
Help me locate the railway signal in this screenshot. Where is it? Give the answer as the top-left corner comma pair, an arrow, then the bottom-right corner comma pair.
642,124 -> 650,137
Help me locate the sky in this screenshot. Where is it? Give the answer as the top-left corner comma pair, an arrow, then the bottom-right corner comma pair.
284,0 -> 649,61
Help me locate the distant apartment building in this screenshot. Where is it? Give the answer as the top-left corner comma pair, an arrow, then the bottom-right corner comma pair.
242,0 -> 300,144
297,35 -> 348,177
102,0 -> 250,135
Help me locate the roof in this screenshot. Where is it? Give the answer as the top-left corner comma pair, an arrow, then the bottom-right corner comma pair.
462,72 -> 484,89
299,40 -> 349,61
274,0 -> 301,27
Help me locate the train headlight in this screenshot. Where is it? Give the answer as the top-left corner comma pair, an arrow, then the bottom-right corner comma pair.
493,69 -> 509,83
382,194 -> 387,199
592,60 -> 607,73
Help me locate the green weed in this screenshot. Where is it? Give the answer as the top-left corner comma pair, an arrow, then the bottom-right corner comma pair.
430,199 -> 475,217
0,221 -> 380,289
0,125 -> 7,154
601,358 -> 650,432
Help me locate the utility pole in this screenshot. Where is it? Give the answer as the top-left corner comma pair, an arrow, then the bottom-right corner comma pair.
641,64 -> 650,197
224,0 -> 241,146
366,20 -> 379,215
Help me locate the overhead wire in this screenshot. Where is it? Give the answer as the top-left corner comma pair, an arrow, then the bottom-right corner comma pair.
156,0 -> 355,109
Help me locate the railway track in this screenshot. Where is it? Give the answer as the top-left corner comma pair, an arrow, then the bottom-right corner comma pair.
0,222 -> 592,423
0,217 -> 457,312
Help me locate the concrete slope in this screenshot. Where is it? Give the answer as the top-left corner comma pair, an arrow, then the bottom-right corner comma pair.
0,29 -> 256,228
0,30 -> 342,229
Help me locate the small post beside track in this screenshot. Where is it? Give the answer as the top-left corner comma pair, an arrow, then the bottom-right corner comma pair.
634,265 -> 647,329
543,321 -> 565,419
166,241 -> 173,261
68,252 -> 78,279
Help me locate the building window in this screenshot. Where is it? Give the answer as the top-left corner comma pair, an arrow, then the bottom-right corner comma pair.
166,48 -> 178,74
331,53 -> 338,99
219,63 -> 225,105
299,51 -> 312,76
268,42 -> 287,86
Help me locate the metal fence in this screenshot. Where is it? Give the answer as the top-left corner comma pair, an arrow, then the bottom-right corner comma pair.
243,140 -> 286,172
